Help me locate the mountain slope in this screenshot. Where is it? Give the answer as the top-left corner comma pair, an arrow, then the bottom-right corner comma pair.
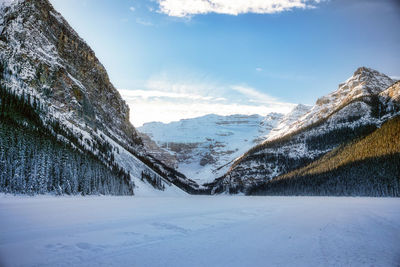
270,67 -> 394,139
266,104 -> 312,141
249,115 -> 400,196
139,113 -> 283,184
0,0 -> 198,195
207,68 -> 396,194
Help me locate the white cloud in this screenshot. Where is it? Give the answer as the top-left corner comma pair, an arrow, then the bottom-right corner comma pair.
118,74 -> 295,126
120,89 -> 217,101
231,85 -> 280,104
256,67 -> 263,72
119,89 -> 294,127
145,75 -> 216,96
156,0 -> 321,17
129,6 -> 135,12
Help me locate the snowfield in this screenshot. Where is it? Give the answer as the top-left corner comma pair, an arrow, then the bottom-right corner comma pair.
0,196 -> 399,267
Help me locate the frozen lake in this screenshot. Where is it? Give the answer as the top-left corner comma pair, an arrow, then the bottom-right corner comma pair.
0,195 -> 399,266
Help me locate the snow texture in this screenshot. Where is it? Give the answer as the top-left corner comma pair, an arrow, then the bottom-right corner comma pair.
139,113 -> 282,184
267,67 -> 394,141
0,0 -> 194,195
0,195 -> 399,267
210,67 -> 398,193
267,104 -> 312,140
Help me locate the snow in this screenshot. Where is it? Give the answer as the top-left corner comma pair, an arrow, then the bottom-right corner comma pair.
0,0 -> 18,8
267,104 -> 312,141
98,130 -> 186,196
268,67 -> 395,141
0,0 -> 195,196
139,113 -> 282,184
0,195 -> 399,267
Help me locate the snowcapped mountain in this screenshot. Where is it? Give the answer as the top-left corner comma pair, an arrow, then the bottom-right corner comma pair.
139,113 -> 283,184
267,67 -> 394,142
207,67 -> 397,194
267,104 -> 312,141
0,0 -> 199,195
272,68 -> 393,140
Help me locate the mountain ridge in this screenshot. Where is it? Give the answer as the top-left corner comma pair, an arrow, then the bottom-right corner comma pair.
206,67 -> 398,194
0,0 -> 199,195
139,113 -> 283,184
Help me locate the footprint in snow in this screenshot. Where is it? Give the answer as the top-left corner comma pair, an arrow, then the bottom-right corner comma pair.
76,242 -> 92,250
152,222 -> 189,234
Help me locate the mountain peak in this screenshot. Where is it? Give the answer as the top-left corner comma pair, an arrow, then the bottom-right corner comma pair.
264,68 -> 394,141
317,67 -> 394,108
339,66 -> 394,95
266,104 -> 312,141
292,103 -> 312,112
353,66 -> 377,76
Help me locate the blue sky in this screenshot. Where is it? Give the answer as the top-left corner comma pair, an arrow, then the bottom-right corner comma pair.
49,0 -> 400,126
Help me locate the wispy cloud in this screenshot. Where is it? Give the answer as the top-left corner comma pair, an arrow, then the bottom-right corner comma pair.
118,73 -> 295,126
156,0 -> 322,17
136,18 -> 154,26
231,85 -> 279,104
129,6 -> 135,12
120,89 -> 218,101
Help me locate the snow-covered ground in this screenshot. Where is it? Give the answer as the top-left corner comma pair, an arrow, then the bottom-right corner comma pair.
0,195 -> 399,267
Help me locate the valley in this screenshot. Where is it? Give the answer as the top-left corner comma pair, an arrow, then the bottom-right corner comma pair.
1,0 -> 400,266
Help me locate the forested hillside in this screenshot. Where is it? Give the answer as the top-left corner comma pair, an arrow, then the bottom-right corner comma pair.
0,0 -> 199,195
0,85 -> 133,195
249,116 -> 400,196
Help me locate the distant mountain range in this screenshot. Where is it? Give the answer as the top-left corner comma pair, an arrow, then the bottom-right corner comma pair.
140,67 -> 400,197
139,113 -> 284,185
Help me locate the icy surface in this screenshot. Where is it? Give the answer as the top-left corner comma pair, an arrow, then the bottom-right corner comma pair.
0,195 -> 399,267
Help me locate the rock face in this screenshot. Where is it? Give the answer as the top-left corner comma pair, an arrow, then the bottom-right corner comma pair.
138,132 -> 179,169
0,0 -> 199,195
139,113 -> 283,184
207,68 -> 397,194
1,0 -> 139,146
380,81 -> 400,103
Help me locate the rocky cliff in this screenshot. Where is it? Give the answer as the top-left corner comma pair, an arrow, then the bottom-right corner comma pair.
0,0 -> 199,195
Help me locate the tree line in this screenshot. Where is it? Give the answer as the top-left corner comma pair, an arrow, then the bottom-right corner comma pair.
0,84 -> 133,195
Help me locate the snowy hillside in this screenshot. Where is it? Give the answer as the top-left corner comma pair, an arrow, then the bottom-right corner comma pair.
268,67 -> 394,140
139,113 -> 283,184
208,67 -> 398,194
0,0 -> 198,195
267,104 -> 312,141
1,195 -> 399,267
